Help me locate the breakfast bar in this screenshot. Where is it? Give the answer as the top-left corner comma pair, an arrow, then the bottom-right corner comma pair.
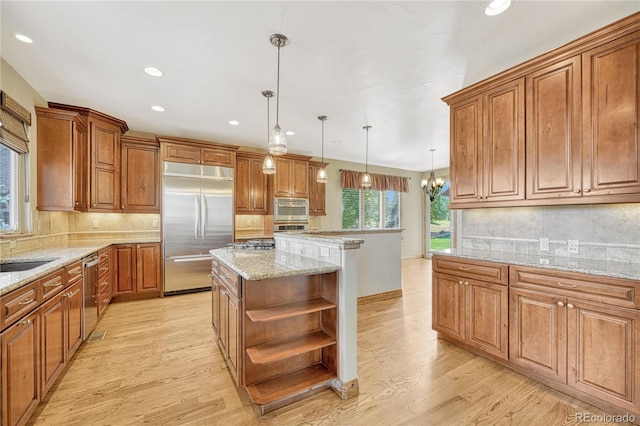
209,233 -> 363,414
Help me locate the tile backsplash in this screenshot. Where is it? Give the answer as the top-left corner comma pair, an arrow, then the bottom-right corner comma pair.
460,204 -> 640,263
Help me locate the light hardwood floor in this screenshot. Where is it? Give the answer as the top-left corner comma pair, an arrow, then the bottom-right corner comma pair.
28,259 -> 631,425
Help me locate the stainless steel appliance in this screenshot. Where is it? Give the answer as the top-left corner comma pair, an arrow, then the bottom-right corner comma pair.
274,197 -> 309,223
273,223 -> 308,232
163,161 -> 233,294
82,254 -> 99,340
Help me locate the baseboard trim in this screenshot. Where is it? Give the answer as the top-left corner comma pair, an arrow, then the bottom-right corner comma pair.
357,289 -> 403,306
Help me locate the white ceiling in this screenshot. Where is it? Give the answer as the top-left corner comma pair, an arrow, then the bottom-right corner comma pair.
2,1 -> 638,172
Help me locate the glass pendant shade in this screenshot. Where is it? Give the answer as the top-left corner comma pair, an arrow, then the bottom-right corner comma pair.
316,167 -> 328,183
360,172 -> 372,188
262,153 -> 276,174
268,124 -> 287,155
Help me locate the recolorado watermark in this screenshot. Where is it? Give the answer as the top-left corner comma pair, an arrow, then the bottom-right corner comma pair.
575,412 -> 636,423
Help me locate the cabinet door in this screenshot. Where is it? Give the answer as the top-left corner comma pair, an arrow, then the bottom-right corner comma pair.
509,288 -> 567,383
219,287 -> 229,355
567,299 -> 640,413
482,78 -> 525,201
465,279 -> 508,359
65,280 -> 83,360
114,244 -> 136,295
526,57 -> 582,199
432,273 -> 464,341
136,243 -> 161,293
227,291 -> 241,385
1,310 -> 40,426
41,294 -> 65,394
201,148 -> 234,167
291,160 -> 309,198
235,156 -> 252,213
582,31 -> 640,197
308,164 -> 326,215
164,143 -> 200,164
250,157 -> 268,213
211,276 -> 220,335
73,121 -> 88,211
450,95 -> 483,204
121,141 -> 159,212
273,157 -> 292,197
90,120 -> 121,211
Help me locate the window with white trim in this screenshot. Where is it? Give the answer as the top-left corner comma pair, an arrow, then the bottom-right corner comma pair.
341,188 -> 401,230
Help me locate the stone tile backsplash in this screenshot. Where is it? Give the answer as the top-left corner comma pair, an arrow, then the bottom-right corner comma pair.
460,204 -> 640,263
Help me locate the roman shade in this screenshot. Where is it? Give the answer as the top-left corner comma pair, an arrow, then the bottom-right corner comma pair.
340,169 -> 409,192
0,91 -> 31,154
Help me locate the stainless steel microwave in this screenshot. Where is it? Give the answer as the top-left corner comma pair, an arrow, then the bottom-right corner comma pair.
274,197 -> 309,223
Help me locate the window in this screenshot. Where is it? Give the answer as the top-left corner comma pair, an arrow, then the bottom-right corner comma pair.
0,144 -> 19,231
429,180 -> 451,250
342,188 -> 401,230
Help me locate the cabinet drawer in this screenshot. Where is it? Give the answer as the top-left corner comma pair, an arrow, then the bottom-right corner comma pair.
510,266 -> 640,309
98,291 -> 110,317
65,260 -> 83,284
98,248 -> 110,276
218,263 -> 240,297
432,255 -> 508,285
211,257 -> 220,275
1,281 -> 40,330
41,269 -> 66,301
97,271 -> 110,296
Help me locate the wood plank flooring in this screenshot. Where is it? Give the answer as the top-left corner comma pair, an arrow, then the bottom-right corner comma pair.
28,259 -> 632,425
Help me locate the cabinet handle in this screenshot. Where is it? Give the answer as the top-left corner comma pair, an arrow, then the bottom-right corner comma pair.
567,303 -> 575,309
67,289 -> 80,298
18,298 -> 35,305
583,188 -> 591,193
43,281 -> 63,288
458,281 -> 463,285
458,267 -> 470,271
20,319 -> 32,326
557,301 -> 565,307
556,282 -> 577,288
573,189 -> 581,193
464,281 -> 469,286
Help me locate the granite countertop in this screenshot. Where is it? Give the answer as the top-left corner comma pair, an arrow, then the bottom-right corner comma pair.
0,238 -> 161,296
210,248 -> 341,281
275,232 -> 365,247
304,229 -> 402,235
432,248 -> 640,281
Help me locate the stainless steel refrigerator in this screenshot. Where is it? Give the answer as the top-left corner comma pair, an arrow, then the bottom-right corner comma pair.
163,161 -> 233,294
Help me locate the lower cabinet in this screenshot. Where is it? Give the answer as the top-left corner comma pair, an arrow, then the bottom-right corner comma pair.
432,257 -> 509,359
112,243 -> 161,301
1,309 -> 40,426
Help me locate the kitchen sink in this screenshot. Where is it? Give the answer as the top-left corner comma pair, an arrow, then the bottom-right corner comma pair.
0,259 -> 57,273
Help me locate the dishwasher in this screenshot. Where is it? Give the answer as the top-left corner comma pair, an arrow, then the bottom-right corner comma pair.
82,254 -> 100,340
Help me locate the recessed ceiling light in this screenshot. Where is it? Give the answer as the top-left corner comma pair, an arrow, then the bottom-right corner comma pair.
485,0 -> 512,16
228,120 -> 240,126
14,33 -> 33,44
144,67 -> 164,77
285,131 -> 295,136
151,105 -> 165,112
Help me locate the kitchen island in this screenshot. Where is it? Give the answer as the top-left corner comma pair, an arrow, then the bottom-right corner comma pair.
210,233 -> 363,414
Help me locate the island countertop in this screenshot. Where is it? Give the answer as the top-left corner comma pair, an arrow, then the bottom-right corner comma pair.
210,247 -> 341,281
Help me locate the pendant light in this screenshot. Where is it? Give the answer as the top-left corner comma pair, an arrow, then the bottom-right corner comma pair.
421,148 -> 445,202
361,125 -> 372,188
268,34 -> 288,156
316,115 -> 328,183
262,90 -> 276,174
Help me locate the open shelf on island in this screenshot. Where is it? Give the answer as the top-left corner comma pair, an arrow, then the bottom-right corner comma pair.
246,364 -> 335,406
246,331 -> 336,364
245,298 -> 336,322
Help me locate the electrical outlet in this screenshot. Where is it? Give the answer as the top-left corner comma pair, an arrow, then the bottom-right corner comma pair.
246,219 -> 253,226
539,238 -> 549,252
321,247 -> 329,257
539,258 -> 549,265
92,220 -> 99,229
568,240 -> 579,254
9,240 -> 17,249
37,220 -> 42,232
152,219 -> 159,228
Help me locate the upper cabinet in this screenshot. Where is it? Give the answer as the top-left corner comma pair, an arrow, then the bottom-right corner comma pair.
273,155 -> 309,198
35,108 -> 87,212
121,136 -> 160,213
158,135 -> 237,168
444,15 -> 640,208
308,161 -> 327,215
46,103 -> 129,212
235,152 -> 269,214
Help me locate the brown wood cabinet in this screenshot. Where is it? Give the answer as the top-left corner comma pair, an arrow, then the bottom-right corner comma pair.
273,156 -> 309,198
157,135 -> 238,167
235,152 -> 269,214
432,256 -> 509,359
97,247 -> 112,317
445,15 -> 640,208
112,243 -> 161,302
449,78 -> 525,206
40,292 -> 65,394
1,309 -> 40,426
509,265 -> 640,415
35,107 -> 87,211
120,136 -> 160,213
47,103 -> 128,213
308,161 -> 327,215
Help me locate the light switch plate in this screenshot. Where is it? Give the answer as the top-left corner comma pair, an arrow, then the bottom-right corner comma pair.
92,220 -> 99,229
539,238 -> 549,252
